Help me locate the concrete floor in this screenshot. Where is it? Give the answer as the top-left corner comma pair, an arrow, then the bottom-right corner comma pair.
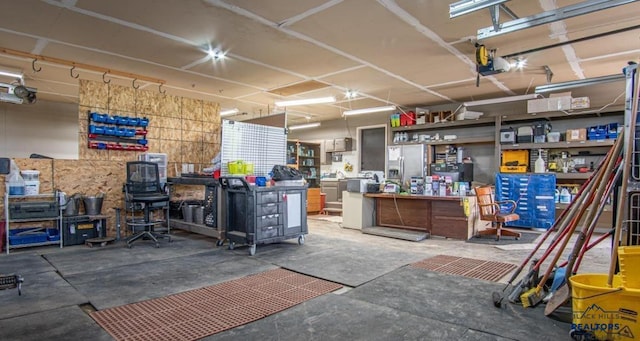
0,216 -> 613,340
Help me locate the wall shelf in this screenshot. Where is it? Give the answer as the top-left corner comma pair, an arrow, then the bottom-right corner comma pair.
500,139 -> 616,150
390,117 -> 495,132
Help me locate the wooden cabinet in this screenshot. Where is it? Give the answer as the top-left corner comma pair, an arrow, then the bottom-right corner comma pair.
307,187 -> 321,213
287,140 -> 321,188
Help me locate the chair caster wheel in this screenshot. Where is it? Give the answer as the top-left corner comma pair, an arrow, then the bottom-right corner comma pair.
127,244 -> 132,249
228,242 -> 235,250
216,240 -> 224,247
154,243 -> 160,248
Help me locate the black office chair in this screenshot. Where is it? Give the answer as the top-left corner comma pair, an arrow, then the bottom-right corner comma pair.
124,161 -> 171,248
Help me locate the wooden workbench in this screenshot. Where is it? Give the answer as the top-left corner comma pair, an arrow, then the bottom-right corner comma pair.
364,193 -> 490,240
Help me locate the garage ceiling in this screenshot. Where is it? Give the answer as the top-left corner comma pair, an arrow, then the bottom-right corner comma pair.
0,0 -> 638,125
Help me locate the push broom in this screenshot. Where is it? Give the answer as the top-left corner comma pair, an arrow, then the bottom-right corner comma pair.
492,146 -> 611,308
520,133 -> 623,308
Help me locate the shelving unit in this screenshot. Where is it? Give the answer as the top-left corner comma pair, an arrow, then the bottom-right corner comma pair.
286,141 -> 320,187
4,192 -> 62,254
287,140 -> 321,213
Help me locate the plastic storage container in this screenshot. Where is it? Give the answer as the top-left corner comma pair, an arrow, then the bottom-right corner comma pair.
21,170 -> 40,195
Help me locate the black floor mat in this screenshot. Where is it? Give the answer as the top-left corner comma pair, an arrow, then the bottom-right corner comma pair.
466,231 -> 541,245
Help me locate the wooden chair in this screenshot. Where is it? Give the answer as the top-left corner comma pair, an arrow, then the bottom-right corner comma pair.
474,186 -> 521,241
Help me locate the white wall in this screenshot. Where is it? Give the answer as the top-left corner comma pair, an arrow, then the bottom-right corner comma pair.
0,100 -> 79,159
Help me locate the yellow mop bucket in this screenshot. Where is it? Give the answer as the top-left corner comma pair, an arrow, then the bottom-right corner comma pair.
570,273 -> 640,340
618,246 -> 640,289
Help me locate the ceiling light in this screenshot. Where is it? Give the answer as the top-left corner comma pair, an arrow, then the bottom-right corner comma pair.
535,74 -> 624,94
208,48 -> 226,60
463,94 -> 541,107
449,0 -> 509,18
343,105 -> 396,116
514,59 -> 526,70
219,108 -> 239,116
275,96 -> 336,107
288,122 -> 321,130
345,90 -> 358,99
0,70 -> 23,79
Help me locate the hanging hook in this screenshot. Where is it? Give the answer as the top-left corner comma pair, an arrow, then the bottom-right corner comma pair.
70,66 -> 79,79
158,83 -> 166,95
102,72 -> 111,84
32,59 -> 42,72
132,78 -> 140,90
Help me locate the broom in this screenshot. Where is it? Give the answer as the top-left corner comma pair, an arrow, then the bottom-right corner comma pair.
491,144 -> 606,308
520,132 -> 622,307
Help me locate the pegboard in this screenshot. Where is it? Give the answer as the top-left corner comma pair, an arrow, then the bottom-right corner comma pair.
220,120 -> 286,176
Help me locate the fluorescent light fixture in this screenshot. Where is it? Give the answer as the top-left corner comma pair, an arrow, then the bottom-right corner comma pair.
463,94 -> 541,107
0,70 -> 23,79
343,105 -> 396,116
535,74 -> 624,94
288,122 -> 320,130
449,0 -> 509,18
219,108 -> 239,116
275,96 -> 335,107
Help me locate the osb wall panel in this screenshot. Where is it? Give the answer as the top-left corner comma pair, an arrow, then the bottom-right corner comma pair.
65,80 -> 221,237
78,79 -> 108,110
53,160 -> 125,236
157,94 -> 181,117
108,86 -> 136,113
182,97 -> 202,120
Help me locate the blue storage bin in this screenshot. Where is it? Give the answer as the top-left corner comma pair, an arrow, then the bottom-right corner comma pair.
95,126 -> 105,135
138,118 -> 149,127
125,128 -> 136,137
105,115 -> 117,124
137,139 -> 148,145
9,228 -> 48,245
104,127 -> 116,136
89,124 -> 97,134
116,116 -> 129,125
47,228 -> 60,241
587,125 -> 607,140
607,123 -> 619,139
90,112 -> 107,123
97,142 -> 107,149
127,117 -> 140,126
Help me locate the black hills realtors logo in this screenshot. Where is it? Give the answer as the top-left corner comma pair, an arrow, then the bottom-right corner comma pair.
571,303 -> 636,339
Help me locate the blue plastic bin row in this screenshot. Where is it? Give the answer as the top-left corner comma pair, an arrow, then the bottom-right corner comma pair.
90,112 -> 149,127
588,122 -> 618,140
89,125 -> 140,137
496,173 -> 556,230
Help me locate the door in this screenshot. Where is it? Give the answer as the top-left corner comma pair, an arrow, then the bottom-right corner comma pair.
360,127 -> 386,172
401,144 -> 426,185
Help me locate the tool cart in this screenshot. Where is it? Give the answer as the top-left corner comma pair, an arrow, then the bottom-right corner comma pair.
220,177 -> 307,255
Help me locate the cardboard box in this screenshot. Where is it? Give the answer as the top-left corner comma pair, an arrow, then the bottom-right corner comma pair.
566,128 -> 587,142
527,96 -> 572,113
571,97 -> 591,109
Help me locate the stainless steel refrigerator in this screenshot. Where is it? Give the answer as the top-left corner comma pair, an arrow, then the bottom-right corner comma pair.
387,144 -> 426,187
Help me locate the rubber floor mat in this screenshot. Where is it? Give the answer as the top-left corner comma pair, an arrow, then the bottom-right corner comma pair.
411,255 -> 517,282
90,268 -> 342,341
